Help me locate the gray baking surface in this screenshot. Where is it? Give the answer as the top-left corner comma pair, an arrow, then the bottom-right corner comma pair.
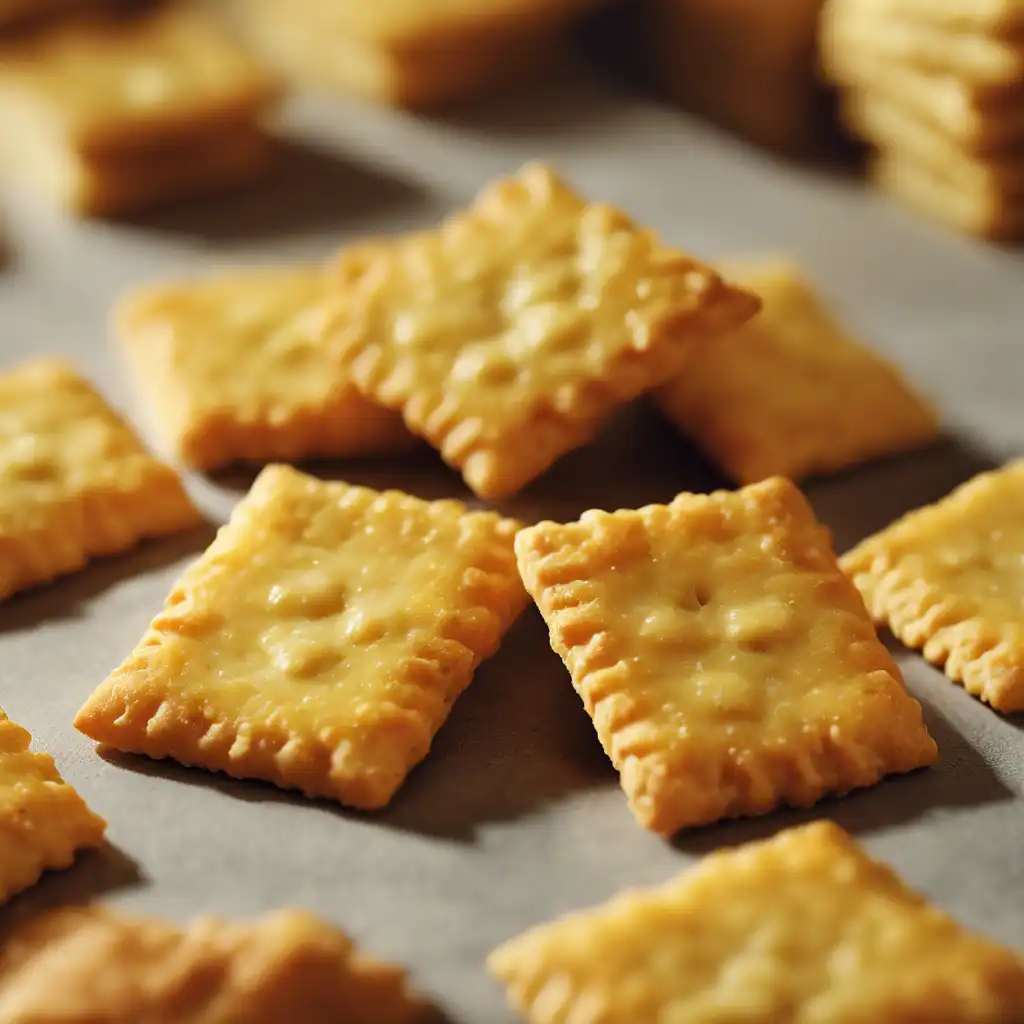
1,65 -> 1022,1022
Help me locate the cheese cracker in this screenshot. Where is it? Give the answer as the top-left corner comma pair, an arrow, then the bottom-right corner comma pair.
515,477 -> 937,835
322,164 -> 760,499
654,258 -> 939,484
0,706 -> 106,906
842,460 -> 1024,712
0,906 -> 424,1023
74,464 -> 527,809
116,265 -> 413,470
0,3 -> 278,158
0,359 -> 200,602
871,151 -> 1024,238
489,820 -> 1024,1024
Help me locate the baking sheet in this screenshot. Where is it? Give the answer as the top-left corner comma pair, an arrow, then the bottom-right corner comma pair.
1,65 -> 1022,1022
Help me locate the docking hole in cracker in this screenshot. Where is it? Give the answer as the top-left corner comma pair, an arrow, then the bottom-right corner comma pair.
489,820 -> 1024,1024
515,476 -> 937,834
0,906 -> 425,1023
116,264 -> 414,470
0,706 -> 106,907
74,464 -> 528,808
654,256 -> 939,484
0,358 -> 201,602
842,460 -> 1024,713
319,163 -> 760,499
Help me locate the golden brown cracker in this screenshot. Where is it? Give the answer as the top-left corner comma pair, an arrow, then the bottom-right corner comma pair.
0,706 -> 106,906
322,164 -> 760,500
515,477 -> 937,835
0,358 -> 200,601
0,3 -> 279,158
654,257 -> 939,484
842,460 -> 1024,712
116,265 -> 413,470
74,464 -> 527,809
489,820 -> 1024,1024
0,906 -> 425,1023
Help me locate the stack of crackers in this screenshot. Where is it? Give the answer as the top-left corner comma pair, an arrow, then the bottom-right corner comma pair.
635,0 -> 830,153
0,0 -> 279,216
221,0 -> 601,109
822,0 -> 1024,239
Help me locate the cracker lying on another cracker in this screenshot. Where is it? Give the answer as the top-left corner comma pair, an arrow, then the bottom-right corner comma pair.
0,706 -> 106,906
116,265 -> 414,470
654,257 -> 939,484
75,464 -> 527,808
0,906 -> 425,1023
321,164 -> 760,499
0,358 -> 200,602
515,477 -> 937,835
842,460 -> 1024,713
489,820 -> 1024,1024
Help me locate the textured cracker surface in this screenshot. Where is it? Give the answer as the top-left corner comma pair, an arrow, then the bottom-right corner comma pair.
842,460 -> 1024,712
323,163 -> 760,499
74,464 -> 528,808
489,821 -> 1024,1024
515,477 -> 937,834
655,258 -> 939,483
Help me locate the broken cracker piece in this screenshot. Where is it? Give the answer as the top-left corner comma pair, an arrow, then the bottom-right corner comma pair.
74,464 -> 528,808
0,358 -> 201,602
0,706 -> 106,906
842,460 -> 1024,713
116,264 -> 414,470
489,820 -> 1024,1024
321,163 -> 760,500
0,906 -> 424,1023
654,257 -> 939,484
515,477 -> 937,834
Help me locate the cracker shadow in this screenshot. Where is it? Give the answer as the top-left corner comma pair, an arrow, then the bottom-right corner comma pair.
0,842 -> 144,932
804,435 -> 998,555
0,523 -> 216,635
124,140 -> 430,243
671,697 -> 1012,856
94,611 -> 616,841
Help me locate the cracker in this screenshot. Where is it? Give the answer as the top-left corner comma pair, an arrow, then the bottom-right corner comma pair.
0,3 -> 279,159
226,0 -> 568,108
514,477 -> 937,835
0,358 -> 200,602
871,150 -> 1024,238
654,257 -> 939,484
821,0 -> 1024,88
321,164 -> 760,499
489,820 -> 1024,1024
0,906 -> 424,1023
842,460 -> 1024,713
116,265 -> 413,470
0,706 -> 106,906
74,464 -> 527,809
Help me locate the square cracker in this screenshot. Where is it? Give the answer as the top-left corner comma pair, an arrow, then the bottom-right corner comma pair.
74,464 -> 528,809
514,477 -> 937,835
653,257 -> 939,484
870,151 -> 1024,239
0,358 -> 200,602
489,820 -> 1024,1024
116,265 -> 414,470
0,2 -> 279,159
0,906 -> 425,1023
321,164 -> 760,500
0,706 -> 106,906
842,460 -> 1024,713
516,475 -> 937,835
821,0 -> 1024,88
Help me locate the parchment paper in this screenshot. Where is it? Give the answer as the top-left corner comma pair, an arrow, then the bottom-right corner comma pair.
0,65 -> 1021,1022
